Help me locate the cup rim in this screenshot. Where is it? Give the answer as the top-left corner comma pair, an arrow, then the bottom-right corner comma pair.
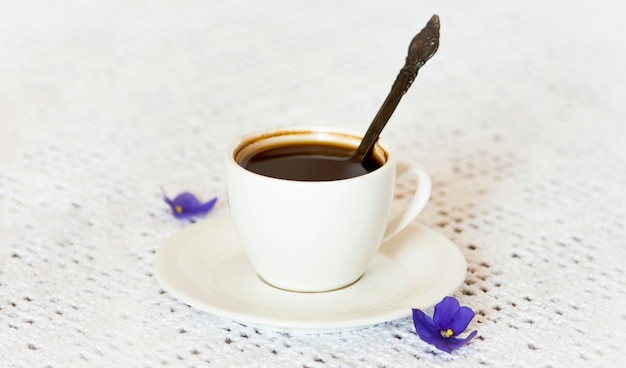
226,126 -> 396,183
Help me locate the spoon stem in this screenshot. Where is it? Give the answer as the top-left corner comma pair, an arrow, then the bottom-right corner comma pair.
355,70 -> 413,161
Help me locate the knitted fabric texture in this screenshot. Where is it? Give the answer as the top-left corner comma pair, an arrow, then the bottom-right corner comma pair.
1,1 -> 625,367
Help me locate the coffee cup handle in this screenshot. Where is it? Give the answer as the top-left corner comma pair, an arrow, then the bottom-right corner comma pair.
382,160 -> 432,242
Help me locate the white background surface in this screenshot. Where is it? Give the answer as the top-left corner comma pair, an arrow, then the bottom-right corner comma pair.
2,1 -> 626,367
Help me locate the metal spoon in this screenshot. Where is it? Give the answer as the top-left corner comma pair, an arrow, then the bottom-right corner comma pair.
354,14 -> 441,162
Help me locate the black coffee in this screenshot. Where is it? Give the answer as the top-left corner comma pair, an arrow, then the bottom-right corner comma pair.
240,143 -> 385,181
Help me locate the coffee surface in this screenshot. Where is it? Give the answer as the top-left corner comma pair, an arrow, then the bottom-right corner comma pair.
240,143 -> 384,181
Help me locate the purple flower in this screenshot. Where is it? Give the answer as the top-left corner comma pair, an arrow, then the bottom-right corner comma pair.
163,191 -> 217,219
412,296 -> 478,353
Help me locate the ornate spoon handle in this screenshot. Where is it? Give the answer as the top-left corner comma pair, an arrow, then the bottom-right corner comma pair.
354,14 -> 440,161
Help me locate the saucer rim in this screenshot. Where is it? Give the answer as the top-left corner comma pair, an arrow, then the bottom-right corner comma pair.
154,214 -> 467,333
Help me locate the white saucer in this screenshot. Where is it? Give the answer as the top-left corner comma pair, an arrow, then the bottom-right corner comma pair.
154,214 -> 467,333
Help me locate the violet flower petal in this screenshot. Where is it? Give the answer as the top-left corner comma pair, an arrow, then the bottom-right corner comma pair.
170,192 -> 201,208
431,337 -> 455,354
189,197 -> 218,215
412,309 -> 439,341
448,306 -> 476,336
433,296 -> 461,328
440,330 -> 478,352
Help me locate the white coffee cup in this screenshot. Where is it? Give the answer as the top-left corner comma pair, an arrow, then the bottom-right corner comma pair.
226,126 -> 431,292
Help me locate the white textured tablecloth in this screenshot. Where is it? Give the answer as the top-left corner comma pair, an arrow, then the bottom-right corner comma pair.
2,1 -> 626,367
